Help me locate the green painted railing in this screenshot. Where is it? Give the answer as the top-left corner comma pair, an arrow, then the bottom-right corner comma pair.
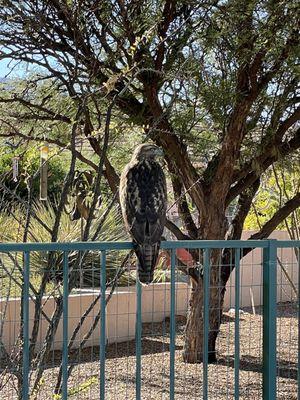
0,239 -> 299,399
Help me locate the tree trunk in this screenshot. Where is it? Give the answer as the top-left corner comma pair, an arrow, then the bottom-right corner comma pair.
183,264 -> 226,363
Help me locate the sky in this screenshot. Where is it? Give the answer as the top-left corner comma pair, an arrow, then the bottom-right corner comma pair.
0,59 -> 13,78
0,59 -> 26,79
0,55 -> 54,80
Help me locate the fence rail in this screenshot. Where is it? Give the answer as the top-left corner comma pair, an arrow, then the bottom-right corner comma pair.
0,239 -> 299,400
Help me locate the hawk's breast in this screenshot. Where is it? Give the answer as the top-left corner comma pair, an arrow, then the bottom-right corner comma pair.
120,158 -> 167,244
128,160 -> 166,216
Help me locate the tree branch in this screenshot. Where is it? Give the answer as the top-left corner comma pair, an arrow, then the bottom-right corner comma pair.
155,0 -> 177,71
143,83 -> 206,212
206,24 -> 299,208
170,173 -> 198,239
0,96 -> 71,123
0,122 -> 98,171
227,179 -> 260,240
249,192 -> 300,241
165,219 -> 190,240
227,127 -> 300,204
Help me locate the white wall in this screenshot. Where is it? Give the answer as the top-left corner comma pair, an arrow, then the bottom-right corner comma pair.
0,283 -> 189,353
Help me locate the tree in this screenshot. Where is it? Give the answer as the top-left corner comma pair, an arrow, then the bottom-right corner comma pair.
0,0 -> 299,366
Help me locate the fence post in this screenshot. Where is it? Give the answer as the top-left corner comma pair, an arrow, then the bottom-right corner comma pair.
203,248 -> 210,400
136,280 -> 142,400
22,251 -> 30,400
234,248 -> 241,400
62,251 -> 69,400
100,250 -> 106,400
170,248 -> 176,400
263,239 -> 277,399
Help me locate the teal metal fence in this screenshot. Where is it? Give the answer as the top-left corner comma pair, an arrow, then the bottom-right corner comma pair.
0,239 -> 299,399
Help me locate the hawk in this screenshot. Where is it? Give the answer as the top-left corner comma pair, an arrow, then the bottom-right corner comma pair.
120,144 -> 167,284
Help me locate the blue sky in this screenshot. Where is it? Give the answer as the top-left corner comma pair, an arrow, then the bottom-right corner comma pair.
0,56 -> 53,79
0,59 -> 26,79
0,60 -> 10,78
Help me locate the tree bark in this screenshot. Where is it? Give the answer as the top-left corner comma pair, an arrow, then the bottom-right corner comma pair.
183,253 -> 226,363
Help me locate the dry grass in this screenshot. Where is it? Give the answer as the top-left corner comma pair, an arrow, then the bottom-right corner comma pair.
1,302 -> 298,399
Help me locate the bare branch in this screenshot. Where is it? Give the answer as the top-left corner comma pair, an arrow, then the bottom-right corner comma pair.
227,127 -> 300,204
169,173 -> 198,238
227,179 -> 260,240
249,192 -> 300,241
165,219 -> 190,240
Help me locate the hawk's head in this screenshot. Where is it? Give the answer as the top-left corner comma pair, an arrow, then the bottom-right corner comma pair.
133,143 -> 164,161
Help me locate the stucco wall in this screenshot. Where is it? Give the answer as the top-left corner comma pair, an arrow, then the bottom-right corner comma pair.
0,283 -> 189,353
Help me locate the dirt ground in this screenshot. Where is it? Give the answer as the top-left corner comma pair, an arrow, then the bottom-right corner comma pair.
0,302 -> 298,399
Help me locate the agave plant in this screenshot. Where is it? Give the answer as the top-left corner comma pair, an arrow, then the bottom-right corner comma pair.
0,200 -> 136,292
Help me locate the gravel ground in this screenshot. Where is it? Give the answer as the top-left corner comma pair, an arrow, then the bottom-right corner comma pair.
1,302 -> 298,399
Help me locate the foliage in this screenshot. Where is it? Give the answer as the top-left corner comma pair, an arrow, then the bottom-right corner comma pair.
52,376 -> 98,399
245,160 -> 300,230
0,201 -> 133,296
0,144 -> 67,203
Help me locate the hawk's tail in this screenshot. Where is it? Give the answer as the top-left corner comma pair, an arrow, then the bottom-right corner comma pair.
134,242 -> 160,284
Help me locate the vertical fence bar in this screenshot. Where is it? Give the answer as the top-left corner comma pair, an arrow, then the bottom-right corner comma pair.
234,248 -> 240,400
203,248 -> 210,400
136,280 -> 142,400
100,250 -> 106,400
263,239 -> 277,399
62,251 -> 69,400
170,248 -> 176,400
22,251 -> 30,400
